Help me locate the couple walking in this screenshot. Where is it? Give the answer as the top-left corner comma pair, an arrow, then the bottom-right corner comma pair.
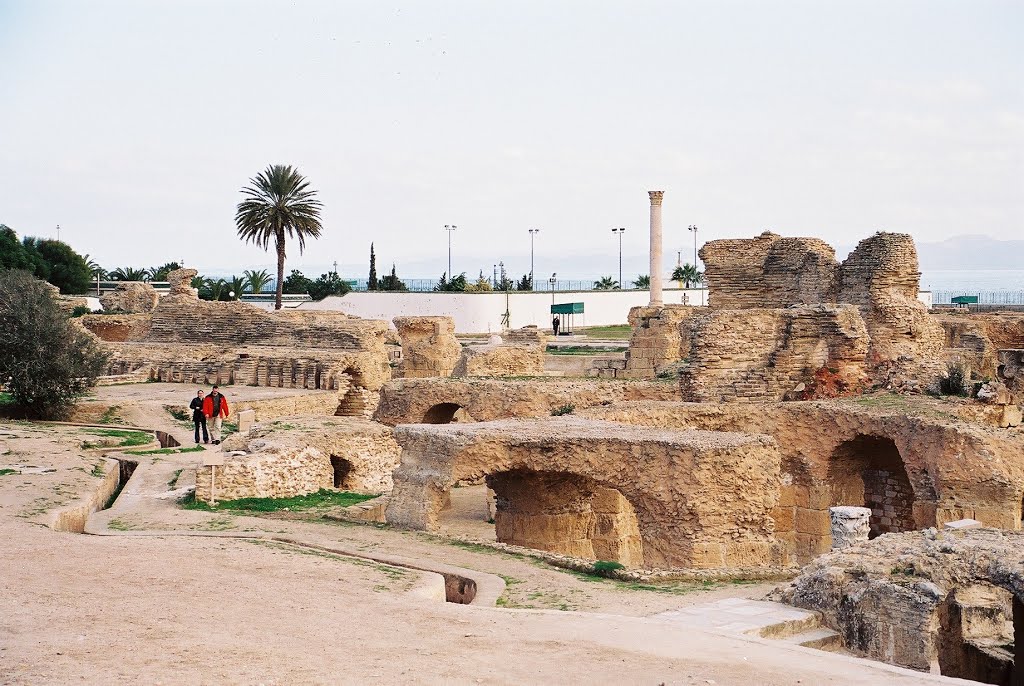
189,386 -> 230,445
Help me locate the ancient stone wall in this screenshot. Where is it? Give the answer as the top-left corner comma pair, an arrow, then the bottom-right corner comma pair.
452,327 -> 547,378
700,232 -> 839,309
621,305 -> 697,377
373,377 -> 680,426
393,316 -> 461,378
386,417 -> 785,570
778,528 -> 1024,676
79,314 -> 152,342
99,282 -> 159,314
579,399 -> 1024,563
677,305 -> 869,402
196,417 -> 401,502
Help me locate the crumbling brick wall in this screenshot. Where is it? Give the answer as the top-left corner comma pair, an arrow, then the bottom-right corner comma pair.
393,316 -> 461,378
622,304 -> 697,377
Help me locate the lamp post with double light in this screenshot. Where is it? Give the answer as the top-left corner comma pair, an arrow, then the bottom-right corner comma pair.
611,227 -> 625,290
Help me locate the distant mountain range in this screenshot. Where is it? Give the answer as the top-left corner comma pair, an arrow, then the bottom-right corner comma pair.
914,235 -> 1024,271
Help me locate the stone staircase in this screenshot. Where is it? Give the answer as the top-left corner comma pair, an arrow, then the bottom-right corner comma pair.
655,598 -> 843,652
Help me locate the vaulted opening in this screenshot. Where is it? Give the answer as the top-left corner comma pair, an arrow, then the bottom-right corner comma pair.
828,435 -> 915,538
422,403 -> 470,424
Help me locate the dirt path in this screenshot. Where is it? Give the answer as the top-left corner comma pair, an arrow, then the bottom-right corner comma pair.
0,408 -> 964,685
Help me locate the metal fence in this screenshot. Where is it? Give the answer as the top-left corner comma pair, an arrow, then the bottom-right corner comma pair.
932,290 -> 1024,305
262,277 -> 670,293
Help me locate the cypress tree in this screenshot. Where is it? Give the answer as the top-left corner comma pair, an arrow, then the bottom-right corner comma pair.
368,243 -> 379,290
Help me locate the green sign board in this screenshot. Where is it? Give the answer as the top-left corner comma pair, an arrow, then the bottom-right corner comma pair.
951,295 -> 979,305
551,302 -> 584,314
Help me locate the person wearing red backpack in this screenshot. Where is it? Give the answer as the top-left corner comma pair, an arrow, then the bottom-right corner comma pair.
202,385 -> 230,445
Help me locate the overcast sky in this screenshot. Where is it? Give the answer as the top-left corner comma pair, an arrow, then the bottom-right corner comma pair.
1,1 -> 1020,279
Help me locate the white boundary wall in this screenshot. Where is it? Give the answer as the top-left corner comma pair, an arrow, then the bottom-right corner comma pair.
247,289 -> 934,334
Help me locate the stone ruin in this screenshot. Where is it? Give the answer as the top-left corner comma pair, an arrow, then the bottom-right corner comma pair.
99,281 -> 159,314
81,273 -> 392,417
394,316 -> 548,379
615,231 -> 949,401
779,527 -> 1023,682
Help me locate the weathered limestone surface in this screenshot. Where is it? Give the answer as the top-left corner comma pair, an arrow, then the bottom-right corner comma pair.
167,267 -> 198,296
386,417 -> 785,570
621,305 -> 699,378
778,528 -> 1024,676
99,282 -> 159,314
677,305 -> 869,402
452,327 -> 546,378
79,314 -> 152,342
196,417 -> 401,502
580,399 -> 1024,563
373,377 -> 680,426
393,316 -> 461,378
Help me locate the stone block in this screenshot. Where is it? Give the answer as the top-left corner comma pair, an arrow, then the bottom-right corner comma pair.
795,508 -> 831,536
237,409 -> 255,433
943,518 -> 982,530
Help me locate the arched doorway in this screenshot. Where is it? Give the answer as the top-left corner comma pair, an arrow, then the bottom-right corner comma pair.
422,403 -> 472,424
485,469 -> 643,566
330,455 -> 353,489
828,435 -> 915,538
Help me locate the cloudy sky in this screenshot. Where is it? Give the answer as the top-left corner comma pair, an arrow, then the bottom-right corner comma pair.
0,1 -> 1020,279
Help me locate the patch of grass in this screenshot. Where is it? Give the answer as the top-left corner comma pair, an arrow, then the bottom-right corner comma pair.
98,405 -> 125,424
164,405 -> 191,423
592,560 -> 625,576
90,462 -> 106,477
124,445 -> 204,456
80,428 -> 153,449
577,325 -> 632,340
546,345 -> 627,355
0,392 -> 14,406
181,488 -> 377,513
0,468 -> 16,476
168,469 -> 183,489
107,517 -> 137,531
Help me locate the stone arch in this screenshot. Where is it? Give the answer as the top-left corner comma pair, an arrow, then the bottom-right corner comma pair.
422,403 -> 472,424
828,434 -> 916,538
484,469 -> 643,566
330,455 -> 353,489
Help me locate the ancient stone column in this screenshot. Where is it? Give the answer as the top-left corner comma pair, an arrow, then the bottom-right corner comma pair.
648,190 -> 664,307
829,506 -> 871,550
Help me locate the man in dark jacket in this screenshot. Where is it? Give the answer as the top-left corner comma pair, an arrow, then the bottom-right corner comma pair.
190,390 -> 209,444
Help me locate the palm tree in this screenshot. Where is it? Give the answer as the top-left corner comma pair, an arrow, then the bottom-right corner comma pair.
235,164 -> 323,310
146,262 -> 181,282
227,275 -> 246,300
83,254 -> 106,280
593,276 -> 619,290
203,277 -> 229,301
632,274 -> 650,289
243,269 -> 273,294
671,263 -> 703,288
109,266 -> 147,281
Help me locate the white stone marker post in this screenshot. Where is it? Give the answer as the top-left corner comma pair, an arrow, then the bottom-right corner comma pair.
648,190 -> 664,307
829,506 -> 871,550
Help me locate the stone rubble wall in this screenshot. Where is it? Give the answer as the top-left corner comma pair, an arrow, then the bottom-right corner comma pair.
373,377 -> 680,426
393,316 -> 461,378
619,305 -> 698,378
196,417 -> 401,502
451,327 -> 547,378
99,282 -> 159,314
579,399 -> 1024,563
79,314 -> 152,342
777,528 -> 1024,674
677,305 -> 869,402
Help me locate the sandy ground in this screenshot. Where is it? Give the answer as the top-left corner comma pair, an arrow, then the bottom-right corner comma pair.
0,388 -> 970,685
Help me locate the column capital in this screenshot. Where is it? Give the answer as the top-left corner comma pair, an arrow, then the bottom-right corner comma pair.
648,190 -> 665,206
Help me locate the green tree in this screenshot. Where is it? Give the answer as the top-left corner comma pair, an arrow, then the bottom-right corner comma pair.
243,269 -> 273,294
593,276 -> 618,290
282,269 -> 312,295
235,164 -> 324,310
146,262 -> 181,282
19,237 -> 49,281
632,274 -> 650,289
465,270 -> 492,292
0,270 -> 109,419
199,277 -> 229,301
515,273 -> 533,291
109,266 -> 148,281
82,254 -> 106,280
379,264 -> 407,291
0,226 -> 36,271
368,243 -> 378,290
671,263 -> 703,288
227,275 -> 246,300
307,271 -> 351,301
434,272 -> 467,292
32,239 -> 92,294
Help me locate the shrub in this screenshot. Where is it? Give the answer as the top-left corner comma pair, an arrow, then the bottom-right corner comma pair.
591,560 -> 625,577
70,305 -> 91,317
939,359 -> 970,397
0,270 -> 109,419
551,403 -> 575,416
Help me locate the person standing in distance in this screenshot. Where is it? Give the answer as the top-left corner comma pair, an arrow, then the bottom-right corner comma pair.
190,389 -> 209,444
202,385 -> 230,445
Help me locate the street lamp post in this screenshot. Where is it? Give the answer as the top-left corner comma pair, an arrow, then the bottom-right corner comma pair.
549,273 -> 557,306
611,227 -> 625,289
528,228 -> 540,288
445,224 -> 457,278
688,224 -> 700,305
